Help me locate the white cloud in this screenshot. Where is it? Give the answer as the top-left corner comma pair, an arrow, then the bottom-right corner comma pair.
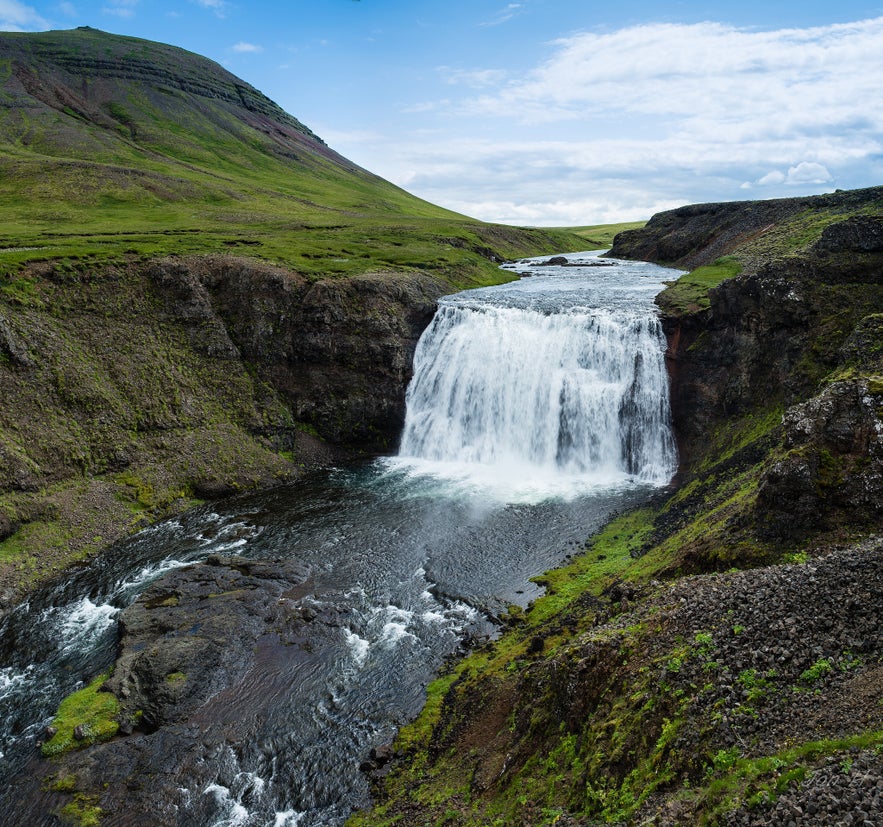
785,161 -> 832,184
0,0 -> 49,29
757,170 -> 787,186
355,17 -> 883,223
193,0 -> 230,17
103,0 -> 138,18
482,3 -> 524,27
232,41 -> 262,53
58,1 -> 76,16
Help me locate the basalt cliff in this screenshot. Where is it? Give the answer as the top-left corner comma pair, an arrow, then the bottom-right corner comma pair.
349,188 -> 883,827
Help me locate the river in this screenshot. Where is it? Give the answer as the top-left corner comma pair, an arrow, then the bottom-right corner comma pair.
0,252 -> 681,826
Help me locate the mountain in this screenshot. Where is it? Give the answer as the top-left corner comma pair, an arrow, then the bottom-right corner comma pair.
0,26 -> 577,279
0,27 -> 582,609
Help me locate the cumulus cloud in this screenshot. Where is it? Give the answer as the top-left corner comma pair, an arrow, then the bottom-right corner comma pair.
364,16 -> 883,223
464,18 -> 883,131
785,162 -> 833,184
0,0 -> 49,29
756,171 -> 787,186
232,41 -> 262,53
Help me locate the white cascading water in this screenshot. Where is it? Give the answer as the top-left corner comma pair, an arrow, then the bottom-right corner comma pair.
397,255 -> 678,489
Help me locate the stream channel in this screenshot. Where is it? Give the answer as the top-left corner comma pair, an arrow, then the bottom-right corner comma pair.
0,252 -> 682,826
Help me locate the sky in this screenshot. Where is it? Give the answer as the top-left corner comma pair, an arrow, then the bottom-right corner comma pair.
2,1 -> 883,226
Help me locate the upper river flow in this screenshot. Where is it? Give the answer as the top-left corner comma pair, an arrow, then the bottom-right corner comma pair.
0,252 -> 683,826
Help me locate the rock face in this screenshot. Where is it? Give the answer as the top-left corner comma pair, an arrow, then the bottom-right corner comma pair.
607,186 -> 883,269
0,254 -> 446,609
638,191 -> 883,546
755,379 -> 883,539
145,256 -> 445,447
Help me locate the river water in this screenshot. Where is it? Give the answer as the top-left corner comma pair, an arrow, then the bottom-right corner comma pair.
0,252 -> 681,826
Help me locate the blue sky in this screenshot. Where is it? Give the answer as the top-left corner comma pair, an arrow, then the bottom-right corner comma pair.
2,0 -> 883,225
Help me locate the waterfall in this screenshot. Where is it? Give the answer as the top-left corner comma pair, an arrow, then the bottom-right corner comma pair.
398,300 -> 676,486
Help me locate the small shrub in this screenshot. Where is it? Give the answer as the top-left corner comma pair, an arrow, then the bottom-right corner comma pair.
800,659 -> 832,683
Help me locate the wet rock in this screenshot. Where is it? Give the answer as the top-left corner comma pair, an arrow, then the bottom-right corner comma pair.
190,479 -> 239,500
12,554 -> 316,823
105,554 -> 312,732
361,743 -> 395,773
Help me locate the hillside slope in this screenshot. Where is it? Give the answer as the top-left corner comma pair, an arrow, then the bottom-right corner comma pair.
350,188 -> 883,826
0,27 -> 582,608
0,27 -> 578,281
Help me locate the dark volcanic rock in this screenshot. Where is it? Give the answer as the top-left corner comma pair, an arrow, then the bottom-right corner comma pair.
21,555 -> 315,824
106,554 -> 312,731
607,186 -> 883,269
147,257 -> 445,449
755,379 -> 883,539
813,214 -> 883,254
659,272 -> 815,468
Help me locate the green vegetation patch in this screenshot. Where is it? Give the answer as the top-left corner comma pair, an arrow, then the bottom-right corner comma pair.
558,220 -> 647,249
59,793 -> 103,827
42,671 -> 120,757
694,731 -> 883,824
656,256 -> 742,315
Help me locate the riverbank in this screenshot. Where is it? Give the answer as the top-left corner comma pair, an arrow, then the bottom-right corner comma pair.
0,26 -> 586,613
2,253 -> 681,825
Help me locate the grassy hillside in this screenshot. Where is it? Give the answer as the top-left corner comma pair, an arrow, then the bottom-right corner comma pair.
565,220 -> 647,248
0,27 -> 580,287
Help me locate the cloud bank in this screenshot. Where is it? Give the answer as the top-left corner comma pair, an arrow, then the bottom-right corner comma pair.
335,17 -> 883,225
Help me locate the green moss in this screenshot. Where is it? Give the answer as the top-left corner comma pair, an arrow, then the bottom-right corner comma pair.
59,793 -> 103,827
694,730 -> 883,823
656,256 -> 742,315
41,671 -> 120,757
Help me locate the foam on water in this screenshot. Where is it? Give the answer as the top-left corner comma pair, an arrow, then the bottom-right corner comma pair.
343,630 -> 369,668
205,784 -> 250,827
273,811 -> 305,827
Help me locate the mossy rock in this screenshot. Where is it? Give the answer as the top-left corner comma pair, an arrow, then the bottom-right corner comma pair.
41,672 -> 119,757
